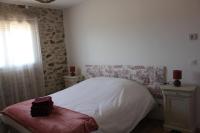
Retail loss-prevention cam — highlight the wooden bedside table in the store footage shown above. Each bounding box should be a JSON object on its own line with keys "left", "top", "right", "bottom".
{"left": 161, "top": 85, "right": 196, "bottom": 133}
{"left": 63, "top": 75, "right": 81, "bottom": 88}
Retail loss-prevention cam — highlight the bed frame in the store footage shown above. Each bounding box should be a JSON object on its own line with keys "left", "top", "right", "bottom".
{"left": 0, "top": 114, "right": 30, "bottom": 133}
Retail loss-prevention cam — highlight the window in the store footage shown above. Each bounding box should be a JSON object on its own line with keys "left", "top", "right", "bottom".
{"left": 0, "top": 18, "right": 45, "bottom": 109}
{"left": 0, "top": 20, "right": 36, "bottom": 67}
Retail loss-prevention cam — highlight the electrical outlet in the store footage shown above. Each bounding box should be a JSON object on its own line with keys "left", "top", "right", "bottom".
{"left": 189, "top": 33, "right": 198, "bottom": 40}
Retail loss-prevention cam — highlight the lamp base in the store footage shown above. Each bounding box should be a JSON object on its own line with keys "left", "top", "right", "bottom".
{"left": 173, "top": 80, "right": 181, "bottom": 87}
{"left": 70, "top": 72, "right": 75, "bottom": 76}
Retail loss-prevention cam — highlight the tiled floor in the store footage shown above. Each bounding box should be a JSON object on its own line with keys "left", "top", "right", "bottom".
{"left": 132, "top": 119, "right": 199, "bottom": 133}
{"left": 131, "top": 118, "right": 165, "bottom": 133}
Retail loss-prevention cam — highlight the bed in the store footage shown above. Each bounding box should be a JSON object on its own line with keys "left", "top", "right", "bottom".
{"left": 0, "top": 65, "right": 166, "bottom": 133}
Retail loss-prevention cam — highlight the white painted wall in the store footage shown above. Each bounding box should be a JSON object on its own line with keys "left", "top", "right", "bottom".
{"left": 64, "top": 0, "right": 200, "bottom": 127}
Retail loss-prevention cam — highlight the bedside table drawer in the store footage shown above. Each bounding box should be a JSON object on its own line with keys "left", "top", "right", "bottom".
{"left": 164, "top": 91, "right": 193, "bottom": 97}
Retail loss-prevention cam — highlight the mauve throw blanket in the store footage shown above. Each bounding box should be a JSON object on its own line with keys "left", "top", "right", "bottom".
{"left": 1, "top": 100, "right": 98, "bottom": 133}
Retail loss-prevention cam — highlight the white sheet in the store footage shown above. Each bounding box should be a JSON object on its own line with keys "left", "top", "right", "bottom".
{"left": 51, "top": 77, "right": 155, "bottom": 133}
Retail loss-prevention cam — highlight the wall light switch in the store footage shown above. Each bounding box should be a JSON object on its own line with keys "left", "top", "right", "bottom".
{"left": 189, "top": 33, "right": 198, "bottom": 40}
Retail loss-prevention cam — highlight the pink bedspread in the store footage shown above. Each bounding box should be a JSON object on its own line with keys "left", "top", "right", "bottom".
{"left": 1, "top": 100, "right": 98, "bottom": 133}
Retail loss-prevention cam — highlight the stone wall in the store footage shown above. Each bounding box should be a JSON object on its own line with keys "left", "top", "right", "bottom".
{"left": 0, "top": 2, "right": 68, "bottom": 94}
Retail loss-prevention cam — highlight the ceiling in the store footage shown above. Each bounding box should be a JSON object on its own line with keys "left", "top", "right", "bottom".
{"left": 0, "top": 0, "right": 86, "bottom": 9}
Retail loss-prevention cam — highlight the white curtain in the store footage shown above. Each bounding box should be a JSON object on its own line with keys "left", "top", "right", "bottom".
{"left": 0, "top": 18, "right": 45, "bottom": 110}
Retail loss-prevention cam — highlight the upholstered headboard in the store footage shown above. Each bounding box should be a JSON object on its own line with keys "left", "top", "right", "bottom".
{"left": 85, "top": 65, "right": 167, "bottom": 99}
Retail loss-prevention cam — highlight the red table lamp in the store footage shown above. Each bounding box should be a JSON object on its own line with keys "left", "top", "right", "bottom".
{"left": 173, "top": 70, "right": 182, "bottom": 87}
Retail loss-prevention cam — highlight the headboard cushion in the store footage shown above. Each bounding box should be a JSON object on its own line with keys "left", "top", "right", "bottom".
{"left": 85, "top": 65, "right": 167, "bottom": 99}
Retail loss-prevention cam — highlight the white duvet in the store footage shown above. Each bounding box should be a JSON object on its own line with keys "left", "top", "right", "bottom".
{"left": 51, "top": 77, "right": 155, "bottom": 133}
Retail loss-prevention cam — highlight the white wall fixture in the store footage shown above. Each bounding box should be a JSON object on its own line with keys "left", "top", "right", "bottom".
{"left": 0, "top": 0, "right": 86, "bottom": 9}
{"left": 35, "top": 0, "right": 55, "bottom": 3}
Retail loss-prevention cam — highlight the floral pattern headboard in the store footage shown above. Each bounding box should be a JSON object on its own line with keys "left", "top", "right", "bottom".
{"left": 85, "top": 65, "right": 167, "bottom": 99}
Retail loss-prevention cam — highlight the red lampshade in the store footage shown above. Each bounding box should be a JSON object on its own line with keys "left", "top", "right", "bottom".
{"left": 69, "top": 66, "right": 75, "bottom": 72}
{"left": 173, "top": 70, "right": 182, "bottom": 80}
